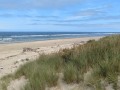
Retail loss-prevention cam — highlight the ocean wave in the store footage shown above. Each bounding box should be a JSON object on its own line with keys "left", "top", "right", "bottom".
{"left": 51, "top": 33, "right": 117, "bottom": 36}
{"left": 52, "top": 34, "right": 89, "bottom": 36}
{"left": 10, "top": 34, "right": 89, "bottom": 38}
{"left": 0, "top": 33, "right": 117, "bottom": 41}
{"left": 0, "top": 32, "right": 118, "bottom": 44}
{"left": 93, "top": 32, "right": 118, "bottom": 35}
{"left": 10, "top": 35, "right": 49, "bottom": 38}
{"left": 0, "top": 38, "right": 13, "bottom": 41}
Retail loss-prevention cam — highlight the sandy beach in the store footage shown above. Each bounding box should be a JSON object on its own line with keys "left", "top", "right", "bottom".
{"left": 0, "top": 37, "right": 102, "bottom": 78}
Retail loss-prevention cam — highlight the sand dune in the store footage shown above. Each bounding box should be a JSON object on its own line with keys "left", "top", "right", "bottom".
{"left": 0, "top": 37, "right": 102, "bottom": 78}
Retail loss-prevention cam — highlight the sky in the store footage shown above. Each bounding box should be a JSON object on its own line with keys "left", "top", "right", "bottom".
{"left": 0, "top": 0, "right": 120, "bottom": 32}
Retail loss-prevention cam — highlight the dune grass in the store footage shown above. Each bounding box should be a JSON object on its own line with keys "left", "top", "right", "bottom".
{"left": 0, "top": 35, "right": 120, "bottom": 90}
{"left": 15, "top": 54, "right": 62, "bottom": 90}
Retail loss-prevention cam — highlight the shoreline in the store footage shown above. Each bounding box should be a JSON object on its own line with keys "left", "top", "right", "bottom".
{"left": 0, "top": 36, "right": 103, "bottom": 78}
{"left": 0, "top": 36, "right": 102, "bottom": 51}
{"left": 0, "top": 36, "right": 102, "bottom": 44}
{"left": 0, "top": 35, "right": 102, "bottom": 45}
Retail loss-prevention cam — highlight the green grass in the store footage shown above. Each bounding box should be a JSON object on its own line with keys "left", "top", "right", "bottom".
{"left": 0, "top": 74, "right": 13, "bottom": 90}
{"left": 0, "top": 35, "right": 120, "bottom": 90}
{"left": 63, "top": 63, "right": 83, "bottom": 84}
{"left": 15, "top": 54, "right": 62, "bottom": 90}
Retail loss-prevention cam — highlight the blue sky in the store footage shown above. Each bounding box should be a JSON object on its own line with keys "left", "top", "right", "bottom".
{"left": 0, "top": 0, "right": 120, "bottom": 32}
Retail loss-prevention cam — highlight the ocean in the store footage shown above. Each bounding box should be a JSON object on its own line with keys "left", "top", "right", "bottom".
{"left": 0, "top": 32, "right": 119, "bottom": 44}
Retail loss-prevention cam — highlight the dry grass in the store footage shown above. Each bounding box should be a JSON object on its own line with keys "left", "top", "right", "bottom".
{"left": 0, "top": 35, "right": 120, "bottom": 90}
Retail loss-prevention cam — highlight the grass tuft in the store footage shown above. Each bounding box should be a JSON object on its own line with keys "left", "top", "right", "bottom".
{"left": 1, "top": 35, "right": 120, "bottom": 90}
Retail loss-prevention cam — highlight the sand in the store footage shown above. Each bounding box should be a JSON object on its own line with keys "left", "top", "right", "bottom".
{"left": 0, "top": 37, "right": 102, "bottom": 78}
{"left": 7, "top": 76, "right": 27, "bottom": 90}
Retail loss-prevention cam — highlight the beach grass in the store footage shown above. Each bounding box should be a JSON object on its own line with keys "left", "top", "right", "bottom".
{"left": 0, "top": 35, "right": 120, "bottom": 90}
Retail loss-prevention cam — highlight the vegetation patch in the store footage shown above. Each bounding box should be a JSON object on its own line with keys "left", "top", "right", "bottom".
{"left": 0, "top": 35, "right": 120, "bottom": 90}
